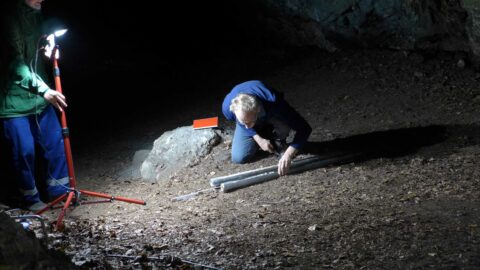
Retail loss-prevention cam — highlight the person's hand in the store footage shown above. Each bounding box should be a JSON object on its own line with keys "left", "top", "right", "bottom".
{"left": 44, "top": 89, "right": 67, "bottom": 112}
{"left": 278, "top": 152, "right": 293, "bottom": 176}
{"left": 256, "top": 136, "right": 275, "bottom": 153}
{"left": 277, "top": 146, "right": 298, "bottom": 176}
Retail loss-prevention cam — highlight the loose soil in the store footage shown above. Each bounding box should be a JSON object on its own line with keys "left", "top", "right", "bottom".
{"left": 39, "top": 49, "right": 480, "bottom": 269}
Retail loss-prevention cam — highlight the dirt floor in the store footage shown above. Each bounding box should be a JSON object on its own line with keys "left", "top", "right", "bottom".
{"left": 36, "top": 49, "right": 480, "bottom": 269}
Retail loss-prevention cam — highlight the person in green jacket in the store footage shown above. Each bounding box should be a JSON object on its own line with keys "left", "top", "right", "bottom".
{"left": 0, "top": 0, "right": 69, "bottom": 211}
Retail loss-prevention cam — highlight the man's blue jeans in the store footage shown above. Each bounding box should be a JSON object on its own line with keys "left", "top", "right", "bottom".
{"left": 1, "top": 106, "right": 69, "bottom": 204}
{"left": 231, "top": 122, "right": 259, "bottom": 164}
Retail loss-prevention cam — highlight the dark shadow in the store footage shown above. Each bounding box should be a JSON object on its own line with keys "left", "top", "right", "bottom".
{"left": 218, "top": 124, "right": 480, "bottom": 166}
{"left": 0, "top": 137, "right": 22, "bottom": 209}
{"left": 304, "top": 125, "right": 452, "bottom": 164}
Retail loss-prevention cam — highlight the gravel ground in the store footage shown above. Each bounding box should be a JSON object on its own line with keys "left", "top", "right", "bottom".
{"left": 35, "top": 48, "right": 480, "bottom": 269}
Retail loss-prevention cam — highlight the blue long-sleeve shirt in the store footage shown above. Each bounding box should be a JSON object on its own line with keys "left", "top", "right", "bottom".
{"left": 222, "top": 80, "right": 312, "bottom": 149}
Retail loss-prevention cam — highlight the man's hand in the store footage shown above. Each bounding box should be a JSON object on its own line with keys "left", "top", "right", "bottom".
{"left": 44, "top": 89, "right": 67, "bottom": 112}
{"left": 278, "top": 146, "right": 298, "bottom": 176}
{"left": 253, "top": 134, "right": 274, "bottom": 153}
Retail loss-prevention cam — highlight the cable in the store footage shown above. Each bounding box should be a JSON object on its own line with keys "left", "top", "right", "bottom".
{"left": 32, "top": 35, "right": 44, "bottom": 132}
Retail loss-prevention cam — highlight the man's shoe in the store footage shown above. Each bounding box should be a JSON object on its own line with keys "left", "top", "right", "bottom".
{"left": 27, "top": 201, "right": 48, "bottom": 212}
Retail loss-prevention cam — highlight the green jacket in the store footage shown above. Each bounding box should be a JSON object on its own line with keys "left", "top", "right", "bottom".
{"left": 0, "top": 0, "right": 50, "bottom": 118}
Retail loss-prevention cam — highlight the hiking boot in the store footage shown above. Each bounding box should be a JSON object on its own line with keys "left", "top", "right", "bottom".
{"left": 27, "top": 201, "right": 48, "bottom": 212}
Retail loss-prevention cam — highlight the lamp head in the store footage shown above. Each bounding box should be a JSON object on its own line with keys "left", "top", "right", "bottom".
{"left": 44, "top": 29, "right": 68, "bottom": 59}
{"left": 54, "top": 29, "right": 68, "bottom": 37}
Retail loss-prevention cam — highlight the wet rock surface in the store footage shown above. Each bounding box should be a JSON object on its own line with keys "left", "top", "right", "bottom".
{"left": 242, "top": 0, "right": 480, "bottom": 60}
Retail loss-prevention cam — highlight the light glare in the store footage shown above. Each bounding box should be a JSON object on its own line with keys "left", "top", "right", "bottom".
{"left": 54, "top": 29, "right": 68, "bottom": 37}
{"left": 44, "top": 29, "right": 67, "bottom": 59}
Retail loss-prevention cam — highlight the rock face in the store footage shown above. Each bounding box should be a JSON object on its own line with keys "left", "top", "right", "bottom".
{"left": 0, "top": 212, "right": 75, "bottom": 269}
{"left": 466, "top": 2, "right": 480, "bottom": 62}
{"left": 140, "top": 126, "right": 220, "bottom": 181}
{"left": 238, "top": 0, "right": 480, "bottom": 60}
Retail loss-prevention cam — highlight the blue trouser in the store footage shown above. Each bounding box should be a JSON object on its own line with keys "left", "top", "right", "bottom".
{"left": 1, "top": 106, "right": 69, "bottom": 204}
{"left": 231, "top": 122, "right": 259, "bottom": 164}
{"left": 231, "top": 116, "right": 291, "bottom": 164}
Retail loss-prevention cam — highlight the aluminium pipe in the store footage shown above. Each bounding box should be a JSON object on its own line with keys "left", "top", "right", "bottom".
{"left": 220, "top": 154, "right": 358, "bottom": 192}
{"left": 210, "top": 156, "right": 322, "bottom": 187}
{"left": 221, "top": 171, "right": 278, "bottom": 192}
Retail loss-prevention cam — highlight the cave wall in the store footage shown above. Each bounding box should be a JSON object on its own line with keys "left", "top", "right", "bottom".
{"left": 245, "top": 0, "right": 480, "bottom": 58}
{"left": 465, "top": 0, "right": 480, "bottom": 60}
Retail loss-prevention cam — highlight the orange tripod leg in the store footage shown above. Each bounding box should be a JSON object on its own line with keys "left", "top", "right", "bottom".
{"left": 79, "top": 190, "right": 146, "bottom": 205}
{"left": 56, "top": 191, "right": 75, "bottom": 230}
{"left": 36, "top": 193, "right": 68, "bottom": 215}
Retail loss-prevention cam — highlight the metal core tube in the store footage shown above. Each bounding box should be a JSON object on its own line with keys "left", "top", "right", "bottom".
{"left": 219, "top": 154, "right": 358, "bottom": 192}
{"left": 210, "top": 156, "right": 322, "bottom": 187}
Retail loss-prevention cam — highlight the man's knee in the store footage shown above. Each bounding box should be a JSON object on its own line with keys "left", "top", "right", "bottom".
{"left": 231, "top": 136, "right": 257, "bottom": 164}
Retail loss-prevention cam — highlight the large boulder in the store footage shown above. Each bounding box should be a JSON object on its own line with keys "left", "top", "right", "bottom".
{"left": 140, "top": 126, "right": 220, "bottom": 181}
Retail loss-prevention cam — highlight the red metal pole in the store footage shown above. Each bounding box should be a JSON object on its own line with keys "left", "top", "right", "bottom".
{"left": 36, "top": 193, "right": 67, "bottom": 215}
{"left": 56, "top": 191, "right": 74, "bottom": 230}
{"left": 52, "top": 46, "right": 77, "bottom": 189}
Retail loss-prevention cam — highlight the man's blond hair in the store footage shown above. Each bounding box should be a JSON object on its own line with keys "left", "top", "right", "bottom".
{"left": 229, "top": 93, "right": 260, "bottom": 113}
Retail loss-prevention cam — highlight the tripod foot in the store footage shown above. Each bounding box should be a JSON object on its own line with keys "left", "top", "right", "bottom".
{"left": 56, "top": 191, "right": 75, "bottom": 231}
{"left": 53, "top": 221, "right": 66, "bottom": 232}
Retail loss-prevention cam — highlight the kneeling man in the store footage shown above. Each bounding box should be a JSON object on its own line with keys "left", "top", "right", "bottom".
{"left": 222, "top": 80, "right": 312, "bottom": 175}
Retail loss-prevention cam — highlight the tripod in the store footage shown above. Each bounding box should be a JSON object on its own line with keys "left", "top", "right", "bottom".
{"left": 36, "top": 45, "right": 146, "bottom": 230}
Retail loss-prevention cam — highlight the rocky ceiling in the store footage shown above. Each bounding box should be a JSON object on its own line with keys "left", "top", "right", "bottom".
{"left": 235, "top": 0, "right": 480, "bottom": 61}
